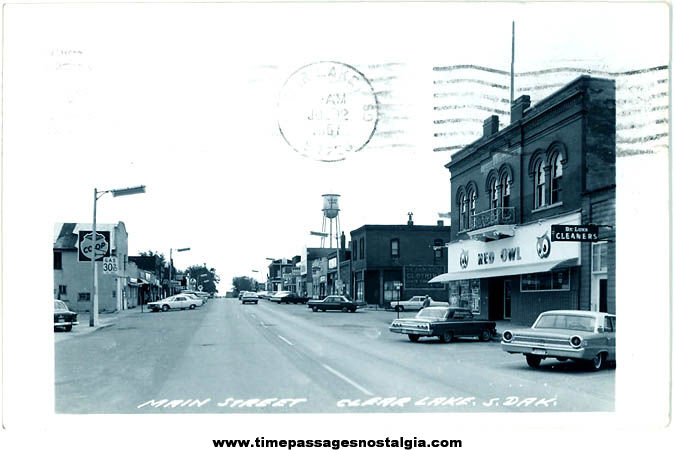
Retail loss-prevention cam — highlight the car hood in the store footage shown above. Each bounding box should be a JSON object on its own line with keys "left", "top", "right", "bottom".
{"left": 507, "top": 328, "right": 596, "bottom": 339}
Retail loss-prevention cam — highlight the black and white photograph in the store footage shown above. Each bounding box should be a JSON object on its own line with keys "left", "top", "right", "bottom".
{"left": 1, "top": 1, "right": 671, "bottom": 449}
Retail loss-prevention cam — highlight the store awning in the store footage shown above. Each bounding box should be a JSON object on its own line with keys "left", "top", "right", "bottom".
{"left": 128, "top": 278, "right": 149, "bottom": 286}
{"left": 429, "top": 258, "right": 579, "bottom": 283}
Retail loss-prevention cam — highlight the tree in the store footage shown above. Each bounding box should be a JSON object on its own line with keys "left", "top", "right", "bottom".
{"left": 232, "top": 276, "right": 256, "bottom": 294}
{"left": 186, "top": 265, "right": 219, "bottom": 293}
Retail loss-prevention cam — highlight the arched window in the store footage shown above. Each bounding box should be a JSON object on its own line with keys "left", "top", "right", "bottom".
{"left": 459, "top": 193, "right": 467, "bottom": 231}
{"left": 500, "top": 173, "right": 511, "bottom": 208}
{"left": 551, "top": 153, "right": 563, "bottom": 204}
{"left": 489, "top": 178, "right": 499, "bottom": 210}
{"left": 468, "top": 189, "right": 477, "bottom": 229}
{"left": 535, "top": 160, "right": 546, "bottom": 209}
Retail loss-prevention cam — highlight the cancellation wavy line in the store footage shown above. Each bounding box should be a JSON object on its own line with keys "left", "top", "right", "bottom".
{"left": 431, "top": 90, "right": 667, "bottom": 106}
{"left": 432, "top": 64, "right": 668, "bottom": 77}
{"left": 432, "top": 144, "right": 668, "bottom": 157}
{"left": 430, "top": 101, "right": 667, "bottom": 116}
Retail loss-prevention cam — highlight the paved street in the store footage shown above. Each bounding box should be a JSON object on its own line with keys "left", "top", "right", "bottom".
{"left": 55, "top": 298, "right": 614, "bottom": 414}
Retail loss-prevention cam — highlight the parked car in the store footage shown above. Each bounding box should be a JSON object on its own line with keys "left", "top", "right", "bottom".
{"left": 54, "top": 300, "right": 78, "bottom": 332}
{"left": 307, "top": 295, "right": 365, "bottom": 312}
{"left": 390, "top": 295, "right": 447, "bottom": 312}
{"left": 257, "top": 291, "right": 272, "bottom": 300}
{"left": 148, "top": 294, "right": 203, "bottom": 312}
{"left": 501, "top": 310, "right": 616, "bottom": 370}
{"left": 240, "top": 292, "right": 259, "bottom": 305}
{"left": 270, "top": 291, "right": 307, "bottom": 304}
{"left": 389, "top": 306, "right": 496, "bottom": 343}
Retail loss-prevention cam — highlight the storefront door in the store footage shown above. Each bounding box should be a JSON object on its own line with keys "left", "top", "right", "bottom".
{"left": 599, "top": 279, "right": 608, "bottom": 312}
{"left": 503, "top": 280, "right": 511, "bottom": 319}
{"left": 488, "top": 279, "right": 504, "bottom": 321}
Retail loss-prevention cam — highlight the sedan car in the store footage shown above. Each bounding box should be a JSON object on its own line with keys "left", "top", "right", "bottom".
{"left": 240, "top": 292, "right": 259, "bottom": 305}
{"left": 257, "top": 291, "right": 272, "bottom": 300}
{"left": 390, "top": 306, "right": 496, "bottom": 343}
{"left": 270, "top": 291, "right": 307, "bottom": 304}
{"left": 148, "top": 294, "right": 203, "bottom": 312}
{"left": 54, "top": 300, "right": 78, "bottom": 332}
{"left": 501, "top": 310, "right": 616, "bottom": 370}
{"left": 390, "top": 296, "right": 447, "bottom": 312}
{"left": 307, "top": 295, "right": 365, "bottom": 312}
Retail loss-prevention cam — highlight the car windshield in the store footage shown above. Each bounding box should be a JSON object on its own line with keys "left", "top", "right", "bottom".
{"left": 415, "top": 308, "right": 447, "bottom": 319}
{"left": 54, "top": 300, "right": 68, "bottom": 311}
{"left": 534, "top": 314, "right": 596, "bottom": 332}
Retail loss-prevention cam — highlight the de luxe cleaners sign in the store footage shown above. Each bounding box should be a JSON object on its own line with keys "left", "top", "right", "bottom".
{"left": 551, "top": 224, "right": 599, "bottom": 242}
{"left": 78, "top": 230, "right": 111, "bottom": 262}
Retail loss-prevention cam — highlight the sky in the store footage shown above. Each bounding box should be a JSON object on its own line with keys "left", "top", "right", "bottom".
{"left": 3, "top": 2, "right": 669, "bottom": 292}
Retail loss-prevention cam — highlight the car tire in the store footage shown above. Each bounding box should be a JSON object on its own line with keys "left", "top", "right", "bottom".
{"left": 408, "top": 334, "right": 420, "bottom": 342}
{"left": 189, "top": 304, "right": 196, "bottom": 310}
{"left": 311, "top": 306, "right": 317, "bottom": 312}
{"left": 588, "top": 352, "right": 605, "bottom": 371}
{"left": 479, "top": 329, "right": 492, "bottom": 342}
{"left": 439, "top": 331, "right": 454, "bottom": 343}
{"left": 65, "top": 325, "right": 72, "bottom": 332}
{"left": 526, "top": 354, "right": 542, "bottom": 368}
{"left": 162, "top": 305, "right": 170, "bottom": 312}
{"left": 394, "top": 306, "right": 403, "bottom": 312}
{"left": 320, "top": 308, "right": 325, "bottom": 312}
{"left": 342, "top": 306, "right": 349, "bottom": 312}
{"left": 254, "top": 301, "right": 258, "bottom": 304}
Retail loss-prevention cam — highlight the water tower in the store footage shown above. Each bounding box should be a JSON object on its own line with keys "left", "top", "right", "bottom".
{"left": 321, "top": 194, "right": 341, "bottom": 248}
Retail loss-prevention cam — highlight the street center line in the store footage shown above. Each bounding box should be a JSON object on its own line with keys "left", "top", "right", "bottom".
{"left": 277, "top": 335, "right": 294, "bottom": 346}
{"left": 322, "top": 363, "right": 374, "bottom": 397}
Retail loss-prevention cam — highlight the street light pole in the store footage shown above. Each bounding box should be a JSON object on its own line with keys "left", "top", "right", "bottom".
{"left": 90, "top": 184, "right": 146, "bottom": 327}
{"left": 91, "top": 188, "right": 99, "bottom": 326}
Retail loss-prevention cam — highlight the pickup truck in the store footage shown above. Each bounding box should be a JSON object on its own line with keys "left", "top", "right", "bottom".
{"left": 390, "top": 306, "right": 496, "bottom": 343}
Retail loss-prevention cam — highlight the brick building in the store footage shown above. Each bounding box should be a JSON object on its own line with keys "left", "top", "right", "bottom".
{"left": 350, "top": 217, "right": 451, "bottom": 306}
{"left": 432, "top": 75, "right": 616, "bottom": 325}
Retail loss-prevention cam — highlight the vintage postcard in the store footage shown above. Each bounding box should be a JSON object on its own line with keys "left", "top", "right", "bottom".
{"left": 1, "top": 1, "right": 671, "bottom": 449}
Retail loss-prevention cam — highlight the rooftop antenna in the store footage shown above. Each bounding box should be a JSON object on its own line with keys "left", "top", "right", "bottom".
{"left": 510, "top": 21, "right": 515, "bottom": 113}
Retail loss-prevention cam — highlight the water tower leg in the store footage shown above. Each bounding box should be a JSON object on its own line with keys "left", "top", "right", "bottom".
{"left": 321, "top": 215, "right": 327, "bottom": 248}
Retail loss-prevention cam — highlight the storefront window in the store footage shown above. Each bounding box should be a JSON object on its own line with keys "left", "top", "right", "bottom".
{"left": 449, "top": 281, "right": 460, "bottom": 306}
{"left": 384, "top": 281, "right": 401, "bottom": 302}
{"left": 592, "top": 243, "right": 608, "bottom": 273}
{"left": 356, "top": 280, "right": 364, "bottom": 301}
{"left": 521, "top": 269, "right": 570, "bottom": 291}
{"left": 459, "top": 279, "right": 471, "bottom": 309}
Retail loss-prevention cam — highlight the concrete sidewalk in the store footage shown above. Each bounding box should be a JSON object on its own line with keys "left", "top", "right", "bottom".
{"left": 54, "top": 306, "right": 147, "bottom": 342}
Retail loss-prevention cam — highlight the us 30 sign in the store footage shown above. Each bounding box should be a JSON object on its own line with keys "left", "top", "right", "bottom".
{"left": 102, "top": 257, "right": 118, "bottom": 274}
{"left": 78, "top": 230, "right": 111, "bottom": 262}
